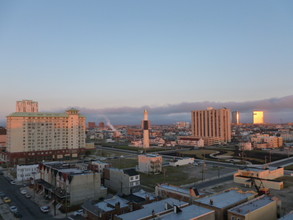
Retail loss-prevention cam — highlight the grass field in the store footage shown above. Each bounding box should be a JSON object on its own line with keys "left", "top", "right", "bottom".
{"left": 105, "top": 158, "right": 138, "bottom": 169}
{"left": 177, "top": 149, "right": 218, "bottom": 159}
{"left": 140, "top": 165, "right": 198, "bottom": 188}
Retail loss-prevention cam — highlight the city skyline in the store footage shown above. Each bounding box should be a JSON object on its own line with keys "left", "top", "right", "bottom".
{"left": 1, "top": 95, "right": 293, "bottom": 125}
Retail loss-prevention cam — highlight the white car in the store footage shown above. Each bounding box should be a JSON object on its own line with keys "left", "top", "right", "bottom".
{"left": 20, "top": 189, "right": 27, "bottom": 195}
{"left": 40, "top": 206, "right": 50, "bottom": 213}
{"left": 73, "top": 209, "right": 84, "bottom": 216}
{"left": 10, "top": 181, "right": 16, "bottom": 185}
{"left": 9, "top": 206, "right": 18, "bottom": 213}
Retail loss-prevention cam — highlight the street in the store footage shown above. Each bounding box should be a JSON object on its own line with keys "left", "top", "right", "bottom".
{"left": 0, "top": 175, "right": 54, "bottom": 220}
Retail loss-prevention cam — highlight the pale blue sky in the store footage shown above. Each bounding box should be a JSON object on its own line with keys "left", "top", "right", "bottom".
{"left": 1, "top": 1, "right": 293, "bottom": 123}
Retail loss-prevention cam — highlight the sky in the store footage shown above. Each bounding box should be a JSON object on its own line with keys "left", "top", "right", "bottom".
{"left": 0, "top": 1, "right": 293, "bottom": 125}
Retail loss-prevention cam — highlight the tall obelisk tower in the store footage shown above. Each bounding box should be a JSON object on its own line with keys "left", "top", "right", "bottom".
{"left": 142, "top": 109, "right": 150, "bottom": 148}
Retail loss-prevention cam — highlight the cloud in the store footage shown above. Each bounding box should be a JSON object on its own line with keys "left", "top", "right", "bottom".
{"left": 1, "top": 95, "right": 293, "bottom": 126}
{"left": 72, "top": 95, "right": 293, "bottom": 124}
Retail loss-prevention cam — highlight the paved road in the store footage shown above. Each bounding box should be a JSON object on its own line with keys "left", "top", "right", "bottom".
{"left": 269, "top": 157, "right": 293, "bottom": 167}
{"left": 182, "top": 173, "right": 234, "bottom": 189}
{"left": 0, "top": 175, "right": 54, "bottom": 220}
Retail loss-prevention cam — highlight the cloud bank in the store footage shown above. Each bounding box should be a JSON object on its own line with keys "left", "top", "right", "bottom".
{"left": 1, "top": 95, "right": 292, "bottom": 126}
{"left": 75, "top": 95, "right": 293, "bottom": 124}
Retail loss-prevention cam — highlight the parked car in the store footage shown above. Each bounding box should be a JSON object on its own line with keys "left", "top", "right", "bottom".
{"left": 25, "top": 194, "right": 32, "bottom": 199}
{"left": 9, "top": 206, "right": 18, "bottom": 213}
{"left": 0, "top": 191, "right": 6, "bottom": 198}
{"left": 73, "top": 209, "right": 84, "bottom": 216}
{"left": 3, "top": 196, "right": 11, "bottom": 203}
{"left": 20, "top": 190, "right": 27, "bottom": 195}
{"left": 40, "top": 206, "right": 50, "bottom": 213}
{"left": 10, "top": 180, "right": 16, "bottom": 185}
{"left": 14, "top": 212, "right": 22, "bottom": 218}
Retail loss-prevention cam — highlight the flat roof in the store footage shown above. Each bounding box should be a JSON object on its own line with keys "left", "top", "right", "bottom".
{"left": 117, "top": 198, "right": 188, "bottom": 220}
{"left": 42, "top": 162, "right": 92, "bottom": 175}
{"left": 241, "top": 167, "right": 280, "bottom": 172}
{"left": 7, "top": 112, "right": 85, "bottom": 118}
{"left": 229, "top": 195, "right": 275, "bottom": 216}
{"left": 132, "top": 189, "right": 155, "bottom": 200}
{"left": 159, "top": 184, "right": 189, "bottom": 195}
{"left": 195, "top": 189, "right": 256, "bottom": 209}
{"left": 279, "top": 211, "right": 293, "bottom": 220}
{"left": 95, "top": 196, "right": 128, "bottom": 212}
{"left": 160, "top": 205, "right": 214, "bottom": 220}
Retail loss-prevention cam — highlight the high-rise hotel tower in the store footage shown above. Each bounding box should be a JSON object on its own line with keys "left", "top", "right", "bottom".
{"left": 191, "top": 108, "right": 231, "bottom": 146}
{"left": 4, "top": 100, "right": 86, "bottom": 165}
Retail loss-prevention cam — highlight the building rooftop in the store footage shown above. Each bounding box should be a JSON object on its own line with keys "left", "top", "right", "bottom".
{"left": 159, "top": 184, "right": 189, "bottom": 195}
{"left": 159, "top": 205, "right": 214, "bottom": 220}
{"left": 229, "top": 195, "right": 275, "bottom": 216}
{"left": 280, "top": 211, "right": 293, "bottom": 220}
{"left": 42, "top": 162, "right": 92, "bottom": 175}
{"left": 95, "top": 196, "right": 129, "bottom": 212}
{"left": 132, "top": 189, "right": 155, "bottom": 200}
{"left": 195, "top": 189, "right": 256, "bottom": 209}
{"left": 7, "top": 111, "right": 85, "bottom": 118}
{"left": 117, "top": 198, "right": 188, "bottom": 220}
{"left": 123, "top": 168, "right": 139, "bottom": 176}
{"left": 241, "top": 166, "right": 281, "bottom": 172}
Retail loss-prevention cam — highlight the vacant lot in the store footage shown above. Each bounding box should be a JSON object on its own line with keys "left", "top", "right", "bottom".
{"left": 140, "top": 165, "right": 199, "bottom": 189}
{"left": 105, "top": 158, "right": 138, "bottom": 169}
{"left": 178, "top": 149, "right": 218, "bottom": 159}
{"left": 140, "top": 163, "right": 236, "bottom": 189}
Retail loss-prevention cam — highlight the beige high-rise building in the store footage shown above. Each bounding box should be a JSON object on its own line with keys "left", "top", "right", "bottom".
{"left": 191, "top": 108, "right": 231, "bottom": 146}
{"left": 16, "top": 100, "right": 38, "bottom": 112}
{"left": 232, "top": 111, "right": 240, "bottom": 124}
{"left": 5, "top": 107, "right": 86, "bottom": 165}
{"left": 253, "top": 111, "right": 264, "bottom": 124}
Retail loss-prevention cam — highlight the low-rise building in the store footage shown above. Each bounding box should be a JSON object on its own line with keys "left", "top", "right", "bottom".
{"left": 239, "top": 142, "right": 252, "bottom": 151}
{"left": 88, "top": 161, "right": 111, "bottom": 173}
{"left": 104, "top": 168, "right": 140, "bottom": 195}
{"left": 234, "top": 167, "right": 284, "bottom": 190}
{"left": 251, "top": 135, "right": 283, "bottom": 149}
{"left": 138, "top": 154, "right": 162, "bottom": 174}
{"left": 159, "top": 204, "right": 215, "bottom": 220}
{"left": 280, "top": 211, "right": 293, "bottom": 220}
{"left": 83, "top": 196, "right": 130, "bottom": 220}
{"left": 193, "top": 188, "right": 257, "bottom": 220}
{"left": 37, "top": 162, "right": 107, "bottom": 206}
{"left": 155, "top": 184, "right": 202, "bottom": 202}
{"left": 115, "top": 198, "right": 189, "bottom": 220}
{"left": 228, "top": 195, "right": 278, "bottom": 220}
{"left": 0, "top": 127, "right": 6, "bottom": 147}
{"left": 16, "top": 164, "right": 40, "bottom": 182}
{"left": 169, "top": 157, "right": 195, "bottom": 167}
{"left": 177, "top": 136, "right": 204, "bottom": 147}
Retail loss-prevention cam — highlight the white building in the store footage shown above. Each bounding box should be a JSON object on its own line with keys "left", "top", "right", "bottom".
{"left": 138, "top": 154, "right": 163, "bottom": 174}
{"left": 16, "top": 164, "right": 40, "bottom": 181}
{"left": 169, "top": 157, "right": 195, "bottom": 167}
{"left": 104, "top": 168, "right": 140, "bottom": 195}
{"left": 177, "top": 136, "right": 204, "bottom": 147}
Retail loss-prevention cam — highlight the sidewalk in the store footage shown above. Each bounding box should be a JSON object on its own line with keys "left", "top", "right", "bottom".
{"left": 0, "top": 198, "right": 16, "bottom": 220}
{"left": 25, "top": 186, "right": 72, "bottom": 219}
